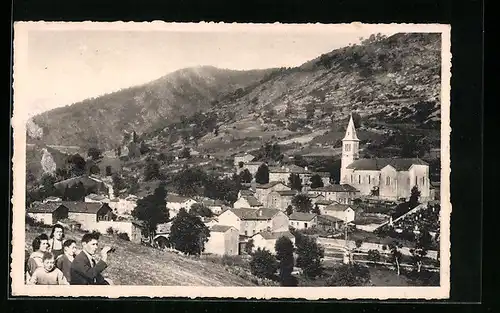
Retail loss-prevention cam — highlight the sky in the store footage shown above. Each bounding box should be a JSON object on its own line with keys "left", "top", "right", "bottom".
{"left": 17, "top": 23, "right": 397, "bottom": 117}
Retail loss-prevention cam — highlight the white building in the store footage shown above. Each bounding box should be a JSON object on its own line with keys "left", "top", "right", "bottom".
{"left": 204, "top": 225, "right": 239, "bottom": 256}
{"left": 217, "top": 207, "right": 289, "bottom": 237}
{"left": 251, "top": 231, "right": 295, "bottom": 254}
{"left": 233, "top": 195, "right": 263, "bottom": 209}
{"left": 289, "top": 212, "right": 318, "bottom": 230}
{"left": 166, "top": 195, "right": 198, "bottom": 217}
{"left": 322, "top": 203, "right": 357, "bottom": 223}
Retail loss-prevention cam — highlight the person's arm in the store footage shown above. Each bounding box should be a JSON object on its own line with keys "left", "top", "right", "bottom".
{"left": 58, "top": 271, "right": 69, "bottom": 285}
{"left": 72, "top": 257, "right": 108, "bottom": 281}
{"left": 28, "top": 270, "right": 38, "bottom": 285}
{"left": 27, "top": 258, "right": 40, "bottom": 276}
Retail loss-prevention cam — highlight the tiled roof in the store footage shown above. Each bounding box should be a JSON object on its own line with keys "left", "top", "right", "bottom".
{"left": 310, "top": 184, "right": 359, "bottom": 193}
{"left": 62, "top": 201, "right": 108, "bottom": 214}
{"left": 225, "top": 208, "right": 281, "bottom": 220}
{"left": 167, "top": 194, "right": 194, "bottom": 203}
{"left": 241, "top": 195, "right": 263, "bottom": 207}
{"left": 289, "top": 212, "right": 317, "bottom": 221}
{"left": 202, "top": 199, "right": 225, "bottom": 206}
{"left": 346, "top": 158, "right": 428, "bottom": 171}
{"left": 256, "top": 181, "right": 289, "bottom": 189}
{"left": 27, "top": 202, "right": 66, "bottom": 213}
{"left": 315, "top": 199, "right": 336, "bottom": 205}
{"left": 269, "top": 164, "right": 309, "bottom": 174}
{"left": 210, "top": 225, "right": 235, "bottom": 233}
{"left": 324, "top": 203, "right": 354, "bottom": 212}
{"left": 239, "top": 189, "right": 255, "bottom": 196}
{"left": 276, "top": 190, "right": 298, "bottom": 197}
{"left": 255, "top": 231, "right": 295, "bottom": 240}
{"left": 318, "top": 215, "right": 344, "bottom": 223}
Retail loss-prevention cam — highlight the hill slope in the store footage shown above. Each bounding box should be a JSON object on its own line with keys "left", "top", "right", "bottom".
{"left": 29, "top": 66, "right": 275, "bottom": 150}
{"left": 25, "top": 225, "right": 255, "bottom": 286}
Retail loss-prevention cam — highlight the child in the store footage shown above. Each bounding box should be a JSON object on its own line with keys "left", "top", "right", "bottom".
{"left": 56, "top": 239, "right": 77, "bottom": 282}
{"left": 28, "top": 252, "right": 69, "bottom": 285}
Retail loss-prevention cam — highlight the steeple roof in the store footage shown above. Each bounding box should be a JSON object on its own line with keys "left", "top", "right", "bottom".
{"left": 342, "top": 114, "right": 359, "bottom": 141}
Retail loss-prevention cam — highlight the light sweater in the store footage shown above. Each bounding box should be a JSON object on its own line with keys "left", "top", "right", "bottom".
{"left": 29, "top": 267, "right": 69, "bottom": 285}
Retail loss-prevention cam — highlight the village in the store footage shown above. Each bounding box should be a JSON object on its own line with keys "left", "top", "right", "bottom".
{"left": 26, "top": 114, "right": 441, "bottom": 286}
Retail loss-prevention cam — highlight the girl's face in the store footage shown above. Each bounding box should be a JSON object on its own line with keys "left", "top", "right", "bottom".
{"left": 53, "top": 228, "right": 64, "bottom": 240}
{"left": 39, "top": 240, "right": 49, "bottom": 252}
{"left": 43, "top": 257, "right": 55, "bottom": 272}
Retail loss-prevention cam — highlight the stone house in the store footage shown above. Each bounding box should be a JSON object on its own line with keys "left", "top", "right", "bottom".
{"left": 204, "top": 225, "right": 239, "bottom": 256}
{"left": 289, "top": 212, "right": 318, "bottom": 230}
{"left": 233, "top": 195, "right": 263, "bottom": 209}
{"left": 62, "top": 202, "right": 114, "bottom": 230}
{"left": 217, "top": 207, "right": 289, "bottom": 237}
{"left": 267, "top": 190, "right": 297, "bottom": 211}
{"left": 254, "top": 181, "right": 291, "bottom": 207}
{"left": 308, "top": 184, "right": 359, "bottom": 204}
{"left": 27, "top": 202, "right": 69, "bottom": 225}
{"left": 251, "top": 231, "right": 295, "bottom": 254}
{"left": 322, "top": 203, "right": 357, "bottom": 223}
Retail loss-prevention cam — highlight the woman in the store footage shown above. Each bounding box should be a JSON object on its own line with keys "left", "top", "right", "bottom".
{"left": 26, "top": 234, "right": 50, "bottom": 283}
{"left": 49, "top": 224, "right": 65, "bottom": 260}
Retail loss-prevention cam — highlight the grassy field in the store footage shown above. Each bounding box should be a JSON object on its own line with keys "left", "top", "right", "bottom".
{"left": 25, "top": 225, "right": 255, "bottom": 286}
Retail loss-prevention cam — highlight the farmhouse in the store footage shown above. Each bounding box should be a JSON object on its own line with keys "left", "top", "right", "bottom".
{"left": 251, "top": 231, "right": 295, "bottom": 254}
{"left": 63, "top": 202, "right": 114, "bottom": 230}
{"left": 340, "top": 114, "right": 432, "bottom": 201}
{"left": 289, "top": 212, "right": 318, "bottom": 230}
{"left": 27, "top": 202, "right": 69, "bottom": 225}
{"left": 166, "top": 195, "right": 197, "bottom": 217}
{"left": 308, "top": 184, "right": 359, "bottom": 204}
{"left": 322, "top": 203, "right": 357, "bottom": 223}
{"left": 217, "top": 207, "right": 289, "bottom": 237}
{"left": 254, "top": 181, "right": 291, "bottom": 207}
{"left": 233, "top": 195, "right": 263, "bottom": 209}
{"left": 204, "top": 225, "right": 239, "bottom": 256}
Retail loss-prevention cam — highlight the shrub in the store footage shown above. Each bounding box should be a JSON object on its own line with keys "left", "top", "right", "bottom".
{"left": 249, "top": 248, "right": 279, "bottom": 280}
{"left": 117, "top": 232, "right": 130, "bottom": 241}
{"left": 367, "top": 249, "right": 381, "bottom": 263}
{"left": 326, "top": 263, "right": 371, "bottom": 286}
{"left": 106, "top": 227, "right": 115, "bottom": 235}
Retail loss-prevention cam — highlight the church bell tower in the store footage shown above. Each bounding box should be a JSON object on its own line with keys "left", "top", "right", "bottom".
{"left": 340, "top": 114, "right": 360, "bottom": 184}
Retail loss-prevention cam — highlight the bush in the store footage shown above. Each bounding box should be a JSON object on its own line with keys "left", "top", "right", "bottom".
{"left": 367, "top": 249, "right": 381, "bottom": 263}
{"left": 326, "top": 263, "right": 371, "bottom": 286}
{"left": 106, "top": 227, "right": 115, "bottom": 235}
{"left": 249, "top": 248, "right": 279, "bottom": 280}
{"left": 117, "top": 232, "right": 130, "bottom": 241}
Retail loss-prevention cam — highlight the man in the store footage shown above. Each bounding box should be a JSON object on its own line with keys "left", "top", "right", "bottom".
{"left": 56, "top": 239, "right": 77, "bottom": 282}
{"left": 70, "top": 232, "right": 113, "bottom": 285}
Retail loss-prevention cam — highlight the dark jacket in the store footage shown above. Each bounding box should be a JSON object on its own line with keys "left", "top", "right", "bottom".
{"left": 69, "top": 251, "right": 108, "bottom": 285}
{"left": 56, "top": 254, "right": 73, "bottom": 282}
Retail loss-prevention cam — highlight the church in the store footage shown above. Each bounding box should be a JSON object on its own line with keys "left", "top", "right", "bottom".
{"left": 340, "top": 115, "right": 433, "bottom": 202}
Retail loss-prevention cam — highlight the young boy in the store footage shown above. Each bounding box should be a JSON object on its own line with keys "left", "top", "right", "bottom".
{"left": 28, "top": 252, "right": 69, "bottom": 285}
{"left": 56, "top": 239, "right": 77, "bottom": 282}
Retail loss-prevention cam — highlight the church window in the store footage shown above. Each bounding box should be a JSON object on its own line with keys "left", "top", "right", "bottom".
{"left": 345, "top": 144, "right": 351, "bottom": 152}
{"left": 421, "top": 177, "right": 425, "bottom": 185}
{"left": 368, "top": 176, "right": 371, "bottom": 184}
{"left": 386, "top": 176, "right": 391, "bottom": 185}
{"left": 358, "top": 175, "right": 361, "bottom": 184}
{"left": 415, "top": 176, "right": 418, "bottom": 185}
{"left": 350, "top": 175, "right": 353, "bottom": 183}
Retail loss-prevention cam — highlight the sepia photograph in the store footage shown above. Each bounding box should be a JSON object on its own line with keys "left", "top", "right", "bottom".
{"left": 11, "top": 22, "right": 451, "bottom": 299}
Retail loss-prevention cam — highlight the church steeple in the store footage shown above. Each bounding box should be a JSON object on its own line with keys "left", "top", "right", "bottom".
{"left": 340, "top": 114, "right": 360, "bottom": 184}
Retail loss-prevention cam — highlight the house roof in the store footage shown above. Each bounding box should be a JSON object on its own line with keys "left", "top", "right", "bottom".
{"left": 317, "top": 214, "right": 344, "bottom": 223}
{"left": 312, "top": 172, "right": 330, "bottom": 177}
{"left": 239, "top": 189, "right": 255, "bottom": 196}
{"left": 289, "top": 212, "right": 317, "bottom": 221}
{"left": 85, "top": 194, "right": 108, "bottom": 201}
{"left": 324, "top": 203, "right": 355, "bottom": 212}
{"left": 61, "top": 201, "right": 109, "bottom": 214}
{"left": 53, "top": 175, "right": 105, "bottom": 190}
{"left": 167, "top": 194, "right": 194, "bottom": 203}
{"left": 224, "top": 208, "right": 281, "bottom": 220}
{"left": 346, "top": 158, "right": 428, "bottom": 171}
{"left": 310, "top": 184, "right": 359, "bottom": 193}
{"left": 276, "top": 190, "right": 298, "bottom": 197}
{"left": 240, "top": 195, "right": 263, "bottom": 207}
{"left": 256, "top": 181, "right": 289, "bottom": 189}
{"left": 254, "top": 230, "right": 295, "bottom": 240}
{"left": 210, "top": 225, "right": 235, "bottom": 233}
{"left": 315, "top": 199, "right": 336, "bottom": 205}
{"left": 27, "top": 202, "right": 66, "bottom": 213}
{"left": 269, "top": 164, "right": 309, "bottom": 174}
{"left": 202, "top": 198, "right": 225, "bottom": 206}
{"left": 246, "top": 161, "right": 264, "bottom": 165}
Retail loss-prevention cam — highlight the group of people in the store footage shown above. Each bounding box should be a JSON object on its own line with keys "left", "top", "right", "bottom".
{"left": 25, "top": 224, "right": 114, "bottom": 285}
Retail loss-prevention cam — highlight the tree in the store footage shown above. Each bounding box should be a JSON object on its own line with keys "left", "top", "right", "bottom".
{"left": 111, "top": 174, "right": 126, "bottom": 197}
{"left": 312, "top": 204, "right": 321, "bottom": 215}
{"left": 67, "top": 154, "right": 86, "bottom": 177}
{"left": 189, "top": 203, "right": 214, "bottom": 218}
{"left": 89, "top": 164, "right": 100, "bottom": 175}
{"left": 131, "top": 182, "right": 170, "bottom": 243}
{"left": 144, "top": 158, "right": 161, "bottom": 181}
{"left": 127, "top": 180, "right": 140, "bottom": 195}
{"left": 285, "top": 205, "right": 294, "bottom": 216}
{"left": 173, "top": 167, "right": 206, "bottom": 197}
{"left": 255, "top": 163, "right": 270, "bottom": 184}
{"left": 180, "top": 147, "right": 191, "bottom": 159}
{"left": 169, "top": 208, "right": 210, "bottom": 255}
{"left": 55, "top": 168, "right": 70, "bottom": 181}
{"left": 239, "top": 169, "right": 253, "bottom": 184}
{"left": 292, "top": 194, "right": 313, "bottom": 213}
{"left": 326, "top": 263, "right": 371, "bottom": 286}
{"left": 249, "top": 248, "right": 279, "bottom": 280}
{"left": 295, "top": 232, "right": 324, "bottom": 279}
{"left": 388, "top": 241, "right": 403, "bottom": 275}
{"left": 351, "top": 112, "right": 362, "bottom": 128}
{"left": 293, "top": 154, "right": 308, "bottom": 168}
{"left": 238, "top": 161, "right": 244, "bottom": 169}
{"left": 63, "top": 182, "right": 86, "bottom": 201}
{"left": 244, "top": 239, "right": 255, "bottom": 255}
{"left": 310, "top": 174, "right": 324, "bottom": 189}
{"left": 355, "top": 239, "right": 363, "bottom": 250}
{"left": 87, "top": 147, "right": 102, "bottom": 161}
{"left": 288, "top": 173, "right": 302, "bottom": 191}
{"left": 367, "top": 249, "right": 381, "bottom": 264}
{"left": 409, "top": 185, "right": 421, "bottom": 209}
{"left": 410, "top": 228, "right": 432, "bottom": 272}
{"left": 275, "top": 236, "right": 296, "bottom": 286}
{"left": 40, "top": 173, "right": 57, "bottom": 197}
